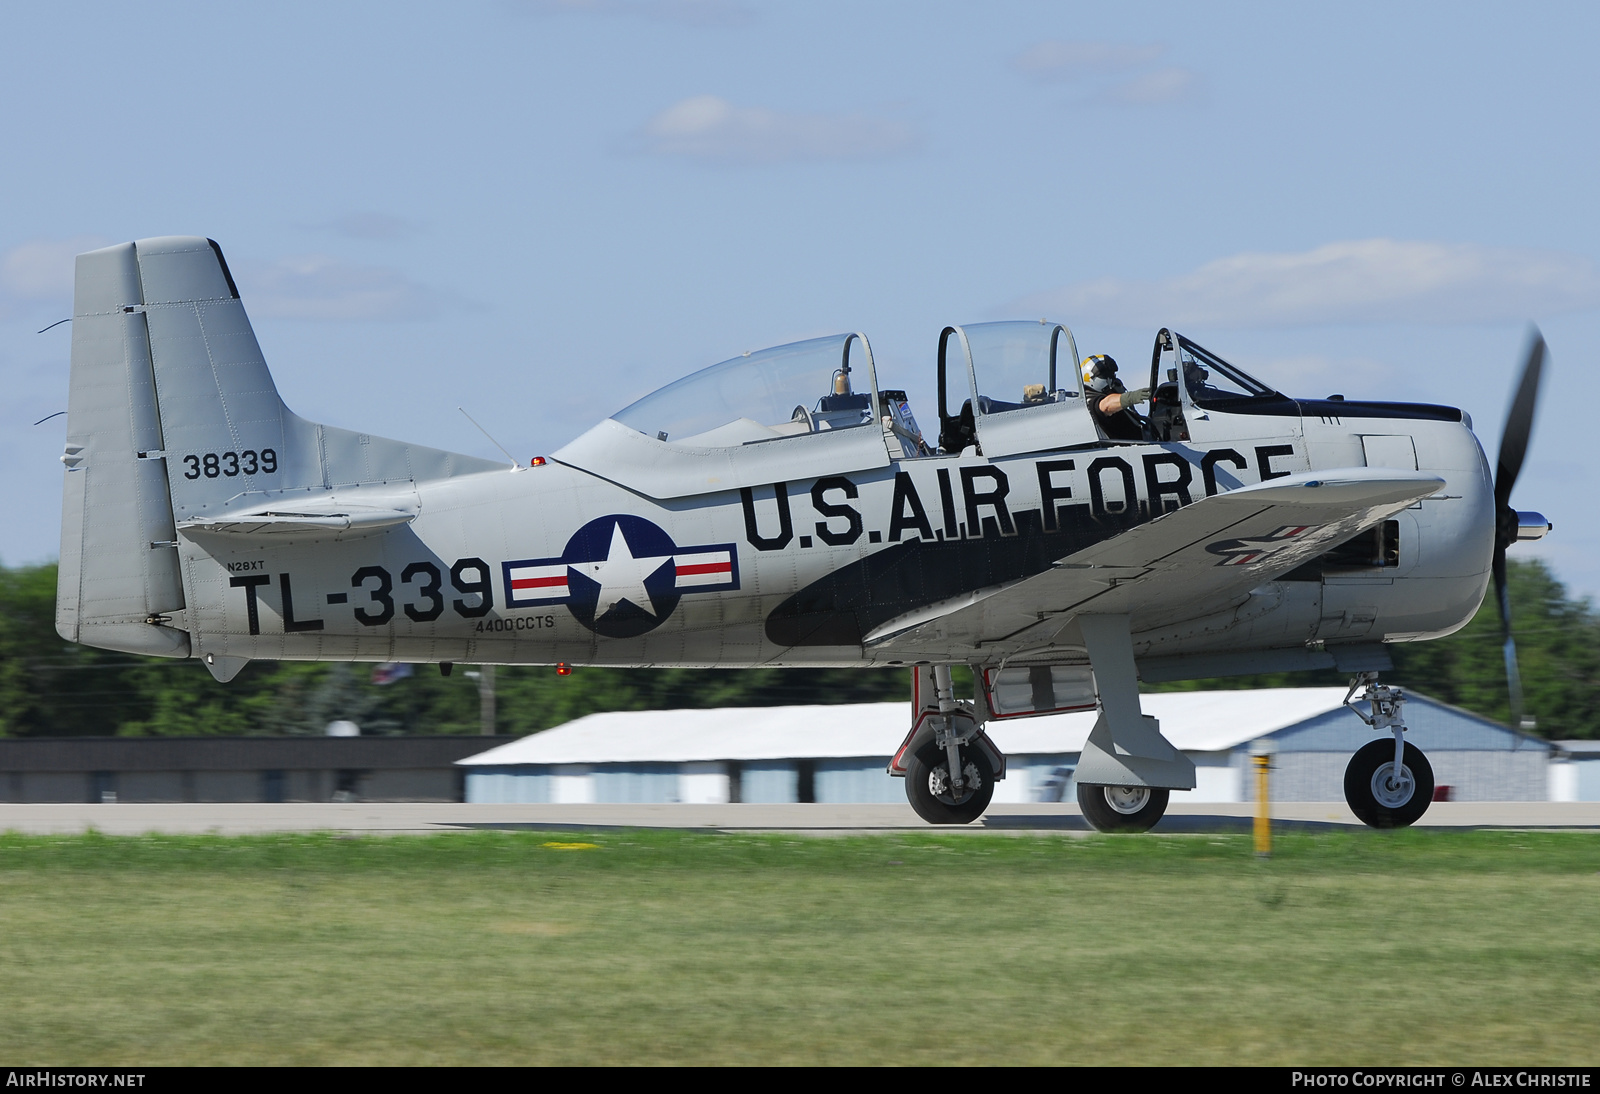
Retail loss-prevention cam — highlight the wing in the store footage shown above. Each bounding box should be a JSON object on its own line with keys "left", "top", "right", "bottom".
{"left": 864, "top": 467, "right": 1442, "bottom": 660}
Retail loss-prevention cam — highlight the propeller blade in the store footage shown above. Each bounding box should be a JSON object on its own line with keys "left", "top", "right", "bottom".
{"left": 1494, "top": 330, "right": 1545, "bottom": 515}
{"left": 1503, "top": 633, "right": 1527, "bottom": 735}
{"left": 1493, "top": 545, "right": 1509, "bottom": 637}
{"left": 1490, "top": 330, "right": 1544, "bottom": 732}
{"left": 1493, "top": 546, "right": 1527, "bottom": 732}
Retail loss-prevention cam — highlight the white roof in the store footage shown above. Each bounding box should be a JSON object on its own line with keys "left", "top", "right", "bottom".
{"left": 458, "top": 687, "right": 1353, "bottom": 766}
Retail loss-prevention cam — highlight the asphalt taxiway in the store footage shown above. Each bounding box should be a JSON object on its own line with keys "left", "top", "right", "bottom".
{"left": 2, "top": 800, "right": 1599, "bottom": 836}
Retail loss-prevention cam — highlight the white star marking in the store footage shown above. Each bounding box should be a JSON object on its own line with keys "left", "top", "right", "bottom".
{"left": 571, "top": 523, "right": 672, "bottom": 620}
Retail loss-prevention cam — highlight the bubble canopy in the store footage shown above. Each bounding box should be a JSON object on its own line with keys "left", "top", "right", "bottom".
{"left": 611, "top": 334, "right": 879, "bottom": 447}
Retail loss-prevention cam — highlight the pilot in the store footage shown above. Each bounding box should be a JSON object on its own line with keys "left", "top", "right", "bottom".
{"left": 1082, "top": 355, "right": 1149, "bottom": 441}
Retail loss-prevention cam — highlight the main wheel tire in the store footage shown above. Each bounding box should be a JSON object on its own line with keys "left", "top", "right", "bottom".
{"left": 1077, "top": 783, "right": 1170, "bottom": 833}
{"left": 1344, "top": 739, "right": 1434, "bottom": 828}
{"left": 905, "top": 742, "right": 995, "bottom": 825}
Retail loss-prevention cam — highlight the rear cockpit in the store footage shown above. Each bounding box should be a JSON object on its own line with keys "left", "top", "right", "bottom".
{"left": 608, "top": 332, "right": 931, "bottom": 459}
{"left": 611, "top": 333, "right": 880, "bottom": 447}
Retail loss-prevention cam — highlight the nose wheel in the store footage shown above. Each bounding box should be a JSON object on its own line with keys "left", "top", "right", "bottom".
{"left": 1077, "top": 783, "right": 1170, "bottom": 832}
{"left": 905, "top": 742, "right": 994, "bottom": 825}
{"left": 1343, "top": 738, "right": 1434, "bottom": 828}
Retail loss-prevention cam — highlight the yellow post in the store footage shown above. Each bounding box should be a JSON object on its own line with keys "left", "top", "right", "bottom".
{"left": 1249, "top": 738, "right": 1277, "bottom": 858}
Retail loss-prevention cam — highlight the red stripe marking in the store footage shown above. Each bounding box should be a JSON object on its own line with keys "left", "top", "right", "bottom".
{"left": 512, "top": 576, "right": 567, "bottom": 590}
{"left": 675, "top": 562, "right": 732, "bottom": 577}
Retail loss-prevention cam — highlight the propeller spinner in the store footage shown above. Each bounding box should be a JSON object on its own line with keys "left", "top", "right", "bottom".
{"left": 1492, "top": 330, "right": 1552, "bottom": 732}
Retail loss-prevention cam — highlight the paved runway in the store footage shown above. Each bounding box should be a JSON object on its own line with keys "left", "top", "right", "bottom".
{"left": 2, "top": 800, "right": 1599, "bottom": 835}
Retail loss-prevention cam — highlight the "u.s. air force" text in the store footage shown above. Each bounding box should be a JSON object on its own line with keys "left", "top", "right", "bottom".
{"left": 737, "top": 446, "right": 1298, "bottom": 551}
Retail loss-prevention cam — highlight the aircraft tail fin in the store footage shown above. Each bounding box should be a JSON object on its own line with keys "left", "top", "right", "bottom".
{"left": 57, "top": 236, "right": 501, "bottom": 657}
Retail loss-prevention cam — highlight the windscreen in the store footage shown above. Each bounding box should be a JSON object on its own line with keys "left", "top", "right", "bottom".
{"left": 1177, "top": 338, "right": 1284, "bottom": 409}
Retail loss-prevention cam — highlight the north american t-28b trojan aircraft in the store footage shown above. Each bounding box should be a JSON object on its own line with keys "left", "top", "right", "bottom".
{"left": 55, "top": 237, "right": 1552, "bottom": 830}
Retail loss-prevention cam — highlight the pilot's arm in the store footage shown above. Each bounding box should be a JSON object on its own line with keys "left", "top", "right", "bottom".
{"left": 1096, "top": 388, "right": 1150, "bottom": 416}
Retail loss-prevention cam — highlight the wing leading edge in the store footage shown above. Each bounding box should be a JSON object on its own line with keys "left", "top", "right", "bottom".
{"left": 863, "top": 467, "right": 1443, "bottom": 659}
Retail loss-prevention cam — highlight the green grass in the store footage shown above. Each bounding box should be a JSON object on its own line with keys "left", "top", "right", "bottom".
{"left": 1, "top": 829, "right": 1598, "bottom": 1065}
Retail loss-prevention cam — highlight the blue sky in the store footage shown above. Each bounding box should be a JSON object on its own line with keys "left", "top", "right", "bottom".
{"left": 2, "top": 1, "right": 1595, "bottom": 597}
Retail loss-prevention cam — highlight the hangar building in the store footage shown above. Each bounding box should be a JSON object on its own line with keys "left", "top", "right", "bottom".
{"left": 459, "top": 688, "right": 1565, "bottom": 805}
{"left": 0, "top": 736, "right": 512, "bottom": 803}
{"left": 1551, "top": 740, "right": 1600, "bottom": 801}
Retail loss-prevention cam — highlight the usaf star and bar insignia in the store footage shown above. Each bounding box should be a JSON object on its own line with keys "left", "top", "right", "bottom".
{"left": 502, "top": 514, "right": 739, "bottom": 638}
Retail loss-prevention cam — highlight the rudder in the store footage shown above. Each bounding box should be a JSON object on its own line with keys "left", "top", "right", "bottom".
{"left": 57, "top": 242, "right": 189, "bottom": 657}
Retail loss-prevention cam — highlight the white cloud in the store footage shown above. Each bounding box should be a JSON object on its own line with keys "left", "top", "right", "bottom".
{"left": 234, "top": 256, "right": 439, "bottom": 321}
{"left": 1014, "top": 40, "right": 1164, "bottom": 78}
{"left": 1, "top": 236, "right": 112, "bottom": 302}
{"left": 1096, "top": 66, "right": 1204, "bottom": 106}
{"left": 1019, "top": 239, "right": 1600, "bottom": 327}
{"left": 638, "top": 94, "right": 918, "bottom": 164}
{"left": 315, "top": 213, "right": 419, "bottom": 241}
{"left": 513, "top": 0, "right": 752, "bottom": 27}
{"left": 1014, "top": 40, "right": 1201, "bottom": 107}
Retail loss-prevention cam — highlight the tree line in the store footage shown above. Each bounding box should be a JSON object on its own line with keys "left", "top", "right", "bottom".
{"left": 1, "top": 558, "right": 1596, "bottom": 738}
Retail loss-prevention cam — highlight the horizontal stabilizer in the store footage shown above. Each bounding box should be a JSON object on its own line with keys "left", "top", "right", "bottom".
{"left": 177, "top": 504, "right": 416, "bottom": 538}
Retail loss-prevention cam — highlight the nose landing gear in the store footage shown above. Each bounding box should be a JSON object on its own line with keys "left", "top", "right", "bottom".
{"left": 895, "top": 664, "right": 1003, "bottom": 825}
{"left": 1344, "top": 739, "right": 1435, "bottom": 828}
{"left": 1342, "top": 673, "right": 1434, "bottom": 828}
{"left": 905, "top": 741, "right": 995, "bottom": 825}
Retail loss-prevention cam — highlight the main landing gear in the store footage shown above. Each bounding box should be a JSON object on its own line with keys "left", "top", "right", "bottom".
{"left": 1076, "top": 783, "right": 1170, "bottom": 833}
{"left": 1342, "top": 673, "right": 1434, "bottom": 828}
